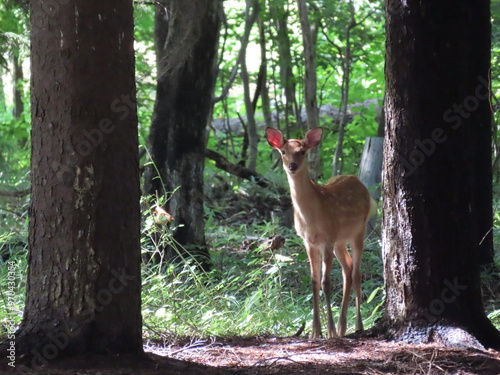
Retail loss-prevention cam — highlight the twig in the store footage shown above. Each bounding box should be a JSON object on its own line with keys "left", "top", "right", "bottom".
{"left": 478, "top": 227, "right": 493, "bottom": 246}
{"left": 293, "top": 321, "right": 306, "bottom": 337}
{"left": 142, "top": 322, "right": 163, "bottom": 339}
{"left": 409, "top": 349, "right": 446, "bottom": 373}
{"left": 169, "top": 338, "right": 214, "bottom": 356}
{"left": 253, "top": 355, "right": 309, "bottom": 369}
{"left": 134, "top": 1, "right": 165, "bottom": 6}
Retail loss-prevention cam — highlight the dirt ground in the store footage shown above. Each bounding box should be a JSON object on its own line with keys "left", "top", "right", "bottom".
{"left": 3, "top": 336, "right": 500, "bottom": 374}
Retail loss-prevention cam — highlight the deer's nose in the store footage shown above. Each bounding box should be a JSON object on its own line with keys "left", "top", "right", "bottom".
{"left": 289, "top": 162, "right": 299, "bottom": 172}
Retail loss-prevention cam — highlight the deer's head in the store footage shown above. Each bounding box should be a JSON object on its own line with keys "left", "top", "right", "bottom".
{"left": 266, "top": 127, "right": 323, "bottom": 175}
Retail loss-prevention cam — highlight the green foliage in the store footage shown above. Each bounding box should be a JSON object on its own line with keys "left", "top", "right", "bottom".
{"left": 0, "top": 0, "right": 31, "bottom": 273}
{"left": 0, "top": 1, "right": 29, "bottom": 64}
{"left": 211, "top": 0, "right": 386, "bottom": 180}
{"left": 0, "top": 83, "right": 31, "bottom": 232}
{"left": 133, "top": 3, "right": 156, "bottom": 145}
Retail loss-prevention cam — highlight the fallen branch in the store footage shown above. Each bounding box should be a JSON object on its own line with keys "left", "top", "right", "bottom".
{"left": 0, "top": 188, "right": 30, "bottom": 198}
{"left": 205, "top": 148, "right": 270, "bottom": 188}
{"left": 0, "top": 207, "right": 24, "bottom": 218}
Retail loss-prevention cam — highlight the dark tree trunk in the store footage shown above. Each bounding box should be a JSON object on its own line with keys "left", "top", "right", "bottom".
{"left": 379, "top": 0, "right": 500, "bottom": 349}
{"left": 144, "top": 1, "right": 221, "bottom": 270}
{"left": 11, "top": 0, "right": 143, "bottom": 367}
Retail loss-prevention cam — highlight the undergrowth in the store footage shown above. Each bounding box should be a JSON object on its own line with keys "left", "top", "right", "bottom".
{"left": 0, "top": 194, "right": 499, "bottom": 343}
{"left": 140, "top": 189, "right": 386, "bottom": 341}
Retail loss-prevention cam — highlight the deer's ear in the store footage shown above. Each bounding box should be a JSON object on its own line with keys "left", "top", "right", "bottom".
{"left": 266, "top": 128, "right": 285, "bottom": 149}
{"left": 304, "top": 127, "right": 323, "bottom": 149}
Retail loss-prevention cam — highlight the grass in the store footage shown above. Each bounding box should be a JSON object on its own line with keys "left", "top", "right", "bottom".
{"left": 0, "top": 232, "right": 26, "bottom": 330}
{"left": 142, "top": 222, "right": 315, "bottom": 339}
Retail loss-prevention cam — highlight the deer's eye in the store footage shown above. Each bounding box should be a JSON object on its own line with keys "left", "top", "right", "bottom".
{"left": 280, "top": 150, "right": 286, "bottom": 155}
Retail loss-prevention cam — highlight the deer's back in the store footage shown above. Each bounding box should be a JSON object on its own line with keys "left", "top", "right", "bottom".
{"left": 293, "top": 175, "right": 371, "bottom": 244}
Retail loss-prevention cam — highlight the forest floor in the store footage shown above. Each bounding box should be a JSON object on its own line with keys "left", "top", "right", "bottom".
{"left": 2, "top": 335, "right": 500, "bottom": 374}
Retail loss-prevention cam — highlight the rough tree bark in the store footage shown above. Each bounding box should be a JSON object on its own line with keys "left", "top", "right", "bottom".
{"left": 10, "top": 0, "right": 144, "bottom": 366}
{"left": 144, "top": 0, "right": 221, "bottom": 270}
{"left": 378, "top": 0, "right": 500, "bottom": 349}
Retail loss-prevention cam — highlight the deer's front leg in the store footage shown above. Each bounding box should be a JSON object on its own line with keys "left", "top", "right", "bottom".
{"left": 307, "top": 243, "right": 322, "bottom": 339}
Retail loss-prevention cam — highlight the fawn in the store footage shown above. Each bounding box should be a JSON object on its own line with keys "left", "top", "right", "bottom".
{"left": 266, "top": 127, "right": 374, "bottom": 338}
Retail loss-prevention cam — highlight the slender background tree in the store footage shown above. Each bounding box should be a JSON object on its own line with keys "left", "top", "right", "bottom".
{"left": 144, "top": 0, "right": 222, "bottom": 270}
{"left": 297, "top": 0, "right": 321, "bottom": 180}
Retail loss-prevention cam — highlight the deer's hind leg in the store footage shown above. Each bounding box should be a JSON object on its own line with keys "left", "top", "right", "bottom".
{"left": 334, "top": 242, "right": 353, "bottom": 337}
{"left": 351, "top": 232, "right": 365, "bottom": 332}
{"left": 321, "top": 246, "right": 337, "bottom": 338}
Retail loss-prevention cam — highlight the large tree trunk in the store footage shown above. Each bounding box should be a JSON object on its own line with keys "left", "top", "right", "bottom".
{"left": 13, "top": 0, "right": 143, "bottom": 366}
{"left": 379, "top": 0, "right": 500, "bottom": 349}
{"left": 144, "top": 1, "right": 221, "bottom": 270}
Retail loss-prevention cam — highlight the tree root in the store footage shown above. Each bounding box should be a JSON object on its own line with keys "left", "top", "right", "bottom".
{"left": 358, "top": 318, "right": 500, "bottom": 351}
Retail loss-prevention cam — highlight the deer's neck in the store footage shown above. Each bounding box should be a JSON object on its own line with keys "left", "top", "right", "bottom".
{"left": 287, "top": 170, "right": 317, "bottom": 207}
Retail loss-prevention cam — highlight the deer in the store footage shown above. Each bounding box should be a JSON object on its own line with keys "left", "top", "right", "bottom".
{"left": 266, "top": 127, "right": 374, "bottom": 339}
